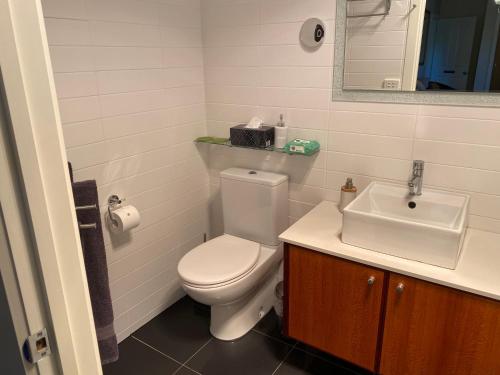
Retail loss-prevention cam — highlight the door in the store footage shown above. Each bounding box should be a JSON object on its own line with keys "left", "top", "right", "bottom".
{"left": 0, "top": 0, "right": 102, "bottom": 373}
{"left": 0, "top": 73, "right": 59, "bottom": 374}
{"left": 430, "top": 17, "right": 476, "bottom": 90}
{"left": 0, "top": 261, "right": 28, "bottom": 375}
{"left": 380, "top": 274, "right": 500, "bottom": 375}
{"left": 285, "top": 245, "right": 387, "bottom": 372}
{"left": 490, "top": 28, "right": 500, "bottom": 91}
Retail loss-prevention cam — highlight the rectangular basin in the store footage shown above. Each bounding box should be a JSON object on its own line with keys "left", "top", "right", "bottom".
{"left": 342, "top": 182, "right": 470, "bottom": 269}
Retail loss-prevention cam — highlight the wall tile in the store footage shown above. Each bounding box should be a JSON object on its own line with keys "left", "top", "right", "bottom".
{"left": 261, "top": 0, "right": 335, "bottom": 23}
{"left": 100, "top": 90, "right": 165, "bottom": 117}
{"left": 49, "top": 46, "right": 94, "bottom": 73}
{"left": 97, "top": 69, "right": 163, "bottom": 94}
{"left": 63, "top": 120, "right": 104, "bottom": 147}
{"left": 93, "top": 47, "right": 163, "bottom": 70}
{"left": 414, "top": 140, "right": 500, "bottom": 172}
{"left": 54, "top": 72, "right": 98, "bottom": 98}
{"left": 416, "top": 116, "right": 500, "bottom": 147}
{"left": 85, "top": 0, "right": 160, "bottom": 25}
{"left": 42, "top": 0, "right": 207, "bottom": 344}
{"left": 330, "top": 110, "right": 416, "bottom": 137}
{"left": 44, "top": 18, "right": 90, "bottom": 46}
{"left": 58, "top": 96, "right": 101, "bottom": 124}
{"left": 328, "top": 132, "right": 413, "bottom": 159}
{"left": 90, "top": 21, "right": 162, "bottom": 47}
{"left": 42, "top": 0, "right": 87, "bottom": 19}
{"left": 327, "top": 152, "right": 411, "bottom": 181}
{"left": 163, "top": 47, "right": 204, "bottom": 67}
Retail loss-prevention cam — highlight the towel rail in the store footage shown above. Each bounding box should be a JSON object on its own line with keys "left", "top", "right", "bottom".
{"left": 76, "top": 204, "right": 97, "bottom": 211}
{"left": 79, "top": 223, "right": 97, "bottom": 230}
{"left": 347, "top": 0, "right": 392, "bottom": 18}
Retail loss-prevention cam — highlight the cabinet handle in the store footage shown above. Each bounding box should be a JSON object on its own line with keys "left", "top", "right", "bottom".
{"left": 396, "top": 283, "right": 405, "bottom": 294}
{"left": 367, "top": 276, "right": 376, "bottom": 285}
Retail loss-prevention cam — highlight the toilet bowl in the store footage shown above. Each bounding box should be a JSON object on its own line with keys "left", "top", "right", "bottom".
{"left": 178, "top": 234, "right": 283, "bottom": 340}
{"left": 177, "top": 168, "right": 288, "bottom": 341}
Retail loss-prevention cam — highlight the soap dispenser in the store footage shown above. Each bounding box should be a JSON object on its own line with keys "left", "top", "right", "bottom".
{"left": 275, "top": 114, "right": 288, "bottom": 149}
{"left": 339, "top": 178, "right": 357, "bottom": 213}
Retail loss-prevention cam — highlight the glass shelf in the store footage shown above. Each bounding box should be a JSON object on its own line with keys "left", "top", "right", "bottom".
{"left": 194, "top": 138, "right": 320, "bottom": 156}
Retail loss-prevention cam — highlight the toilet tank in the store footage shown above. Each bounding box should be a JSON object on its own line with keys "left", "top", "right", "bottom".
{"left": 220, "top": 168, "right": 288, "bottom": 246}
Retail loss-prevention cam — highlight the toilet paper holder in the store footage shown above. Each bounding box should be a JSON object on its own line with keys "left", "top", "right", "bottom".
{"left": 107, "top": 194, "right": 124, "bottom": 226}
{"left": 106, "top": 194, "right": 141, "bottom": 233}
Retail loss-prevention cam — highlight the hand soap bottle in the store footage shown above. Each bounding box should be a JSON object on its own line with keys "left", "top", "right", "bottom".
{"left": 275, "top": 114, "right": 288, "bottom": 149}
{"left": 339, "top": 178, "right": 357, "bottom": 213}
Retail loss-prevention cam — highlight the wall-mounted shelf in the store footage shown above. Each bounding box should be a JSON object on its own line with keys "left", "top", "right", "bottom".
{"left": 194, "top": 137, "right": 320, "bottom": 156}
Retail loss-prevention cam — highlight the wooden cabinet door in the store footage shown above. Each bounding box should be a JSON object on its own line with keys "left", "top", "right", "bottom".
{"left": 285, "top": 245, "right": 387, "bottom": 372}
{"left": 380, "top": 274, "right": 500, "bottom": 375}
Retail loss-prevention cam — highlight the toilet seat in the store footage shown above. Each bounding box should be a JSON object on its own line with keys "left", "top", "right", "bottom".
{"left": 178, "top": 234, "right": 260, "bottom": 288}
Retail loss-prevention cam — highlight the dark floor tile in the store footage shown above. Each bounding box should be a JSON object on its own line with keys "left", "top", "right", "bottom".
{"left": 175, "top": 366, "right": 200, "bottom": 375}
{"left": 253, "top": 309, "right": 295, "bottom": 345}
{"left": 102, "top": 337, "right": 181, "bottom": 375}
{"left": 186, "top": 331, "right": 292, "bottom": 375}
{"left": 133, "top": 297, "right": 211, "bottom": 362}
{"left": 275, "top": 348, "right": 361, "bottom": 375}
{"left": 294, "top": 343, "right": 372, "bottom": 375}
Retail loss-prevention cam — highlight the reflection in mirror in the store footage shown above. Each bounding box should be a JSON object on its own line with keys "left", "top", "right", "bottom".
{"left": 343, "top": 0, "right": 500, "bottom": 92}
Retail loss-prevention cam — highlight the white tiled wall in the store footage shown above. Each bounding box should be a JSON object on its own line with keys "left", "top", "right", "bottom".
{"left": 202, "top": 0, "right": 500, "bottom": 237}
{"left": 42, "top": 0, "right": 209, "bottom": 341}
{"left": 41, "top": 0, "right": 500, "bottom": 342}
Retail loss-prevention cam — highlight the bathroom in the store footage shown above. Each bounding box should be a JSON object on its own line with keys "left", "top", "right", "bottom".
{"left": 0, "top": 0, "right": 499, "bottom": 374}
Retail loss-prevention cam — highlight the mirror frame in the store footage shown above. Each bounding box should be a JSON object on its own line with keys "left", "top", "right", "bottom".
{"left": 332, "top": 0, "right": 500, "bottom": 107}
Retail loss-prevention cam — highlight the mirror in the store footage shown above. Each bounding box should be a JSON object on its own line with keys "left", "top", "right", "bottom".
{"left": 342, "top": 0, "right": 500, "bottom": 93}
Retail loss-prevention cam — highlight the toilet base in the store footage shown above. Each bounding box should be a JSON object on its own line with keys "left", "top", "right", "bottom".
{"left": 210, "top": 266, "right": 279, "bottom": 341}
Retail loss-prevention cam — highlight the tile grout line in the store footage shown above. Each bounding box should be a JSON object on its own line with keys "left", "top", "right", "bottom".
{"left": 271, "top": 342, "right": 297, "bottom": 375}
{"left": 172, "top": 338, "right": 213, "bottom": 375}
{"left": 131, "top": 335, "right": 184, "bottom": 366}
{"left": 251, "top": 326, "right": 363, "bottom": 375}
{"left": 172, "top": 364, "right": 202, "bottom": 375}
{"left": 181, "top": 337, "right": 213, "bottom": 365}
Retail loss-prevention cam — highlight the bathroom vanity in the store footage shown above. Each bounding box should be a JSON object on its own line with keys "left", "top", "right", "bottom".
{"left": 280, "top": 201, "right": 500, "bottom": 375}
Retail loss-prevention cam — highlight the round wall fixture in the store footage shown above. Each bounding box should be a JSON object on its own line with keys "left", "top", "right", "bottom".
{"left": 300, "top": 18, "right": 326, "bottom": 50}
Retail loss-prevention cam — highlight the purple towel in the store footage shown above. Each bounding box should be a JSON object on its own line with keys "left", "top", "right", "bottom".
{"left": 69, "top": 164, "right": 118, "bottom": 365}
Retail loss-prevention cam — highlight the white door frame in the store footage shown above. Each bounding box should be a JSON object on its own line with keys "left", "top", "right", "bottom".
{"left": 0, "top": 0, "right": 102, "bottom": 374}
{"left": 402, "top": 0, "right": 427, "bottom": 91}
{"left": 0, "top": 70, "right": 59, "bottom": 375}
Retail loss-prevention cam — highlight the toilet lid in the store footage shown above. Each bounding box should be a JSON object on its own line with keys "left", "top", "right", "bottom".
{"left": 178, "top": 234, "right": 260, "bottom": 287}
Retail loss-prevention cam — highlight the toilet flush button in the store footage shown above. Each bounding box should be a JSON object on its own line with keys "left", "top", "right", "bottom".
{"left": 249, "top": 171, "right": 257, "bottom": 175}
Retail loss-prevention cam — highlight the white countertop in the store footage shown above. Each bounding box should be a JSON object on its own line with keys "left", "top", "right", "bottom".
{"left": 279, "top": 201, "right": 500, "bottom": 301}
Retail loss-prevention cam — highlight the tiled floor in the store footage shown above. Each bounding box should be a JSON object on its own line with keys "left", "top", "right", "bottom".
{"left": 103, "top": 297, "right": 371, "bottom": 375}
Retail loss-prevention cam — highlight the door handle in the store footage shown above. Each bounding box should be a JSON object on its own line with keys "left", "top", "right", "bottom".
{"left": 396, "top": 283, "right": 405, "bottom": 294}
{"left": 443, "top": 70, "right": 456, "bottom": 74}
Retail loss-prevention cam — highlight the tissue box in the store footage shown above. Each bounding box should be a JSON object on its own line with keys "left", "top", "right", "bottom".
{"left": 230, "top": 124, "right": 275, "bottom": 148}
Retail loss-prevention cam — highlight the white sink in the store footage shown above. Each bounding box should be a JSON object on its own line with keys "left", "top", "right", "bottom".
{"left": 342, "top": 182, "right": 470, "bottom": 269}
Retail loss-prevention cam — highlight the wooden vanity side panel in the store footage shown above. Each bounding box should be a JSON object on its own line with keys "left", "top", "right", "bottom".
{"left": 380, "top": 274, "right": 500, "bottom": 375}
{"left": 285, "top": 245, "right": 386, "bottom": 372}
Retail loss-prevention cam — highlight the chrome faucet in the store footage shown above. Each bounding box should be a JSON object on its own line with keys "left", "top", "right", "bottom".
{"left": 408, "top": 160, "right": 424, "bottom": 196}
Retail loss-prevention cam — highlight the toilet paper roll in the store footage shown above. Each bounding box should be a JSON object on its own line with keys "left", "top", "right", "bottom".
{"left": 109, "top": 205, "right": 141, "bottom": 234}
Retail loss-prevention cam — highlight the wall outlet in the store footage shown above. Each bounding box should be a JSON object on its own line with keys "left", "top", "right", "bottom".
{"left": 383, "top": 79, "right": 401, "bottom": 90}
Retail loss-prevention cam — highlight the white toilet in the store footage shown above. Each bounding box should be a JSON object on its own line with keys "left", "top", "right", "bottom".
{"left": 177, "top": 168, "right": 288, "bottom": 341}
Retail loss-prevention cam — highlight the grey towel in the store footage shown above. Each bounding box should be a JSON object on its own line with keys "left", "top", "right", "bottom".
{"left": 70, "top": 165, "right": 119, "bottom": 365}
